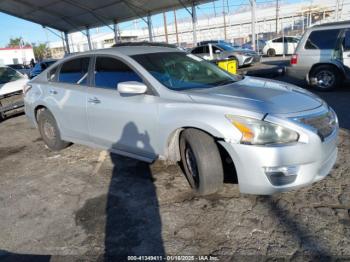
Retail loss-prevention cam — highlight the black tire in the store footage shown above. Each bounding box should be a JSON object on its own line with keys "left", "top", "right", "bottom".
{"left": 309, "top": 65, "right": 341, "bottom": 91}
{"left": 267, "top": 48, "right": 276, "bottom": 57}
{"left": 180, "top": 129, "right": 224, "bottom": 195}
{"left": 37, "top": 108, "right": 70, "bottom": 151}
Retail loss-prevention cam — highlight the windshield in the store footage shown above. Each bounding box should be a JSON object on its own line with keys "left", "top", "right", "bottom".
{"left": 0, "top": 67, "right": 23, "bottom": 84}
{"left": 132, "top": 52, "right": 239, "bottom": 91}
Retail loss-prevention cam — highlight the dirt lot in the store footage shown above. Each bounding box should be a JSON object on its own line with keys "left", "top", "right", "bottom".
{"left": 0, "top": 71, "right": 350, "bottom": 261}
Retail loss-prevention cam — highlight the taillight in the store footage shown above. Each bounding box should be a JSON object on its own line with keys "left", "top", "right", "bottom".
{"left": 23, "top": 83, "right": 32, "bottom": 95}
{"left": 291, "top": 54, "right": 298, "bottom": 65}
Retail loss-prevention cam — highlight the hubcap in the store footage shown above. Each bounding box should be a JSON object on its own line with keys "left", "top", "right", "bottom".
{"left": 43, "top": 120, "right": 56, "bottom": 140}
{"left": 315, "top": 70, "right": 335, "bottom": 89}
{"left": 185, "top": 145, "right": 199, "bottom": 187}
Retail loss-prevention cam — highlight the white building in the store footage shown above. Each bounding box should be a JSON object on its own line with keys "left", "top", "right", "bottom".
{"left": 47, "top": 0, "right": 348, "bottom": 54}
{"left": 0, "top": 46, "right": 35, "bottom": 66}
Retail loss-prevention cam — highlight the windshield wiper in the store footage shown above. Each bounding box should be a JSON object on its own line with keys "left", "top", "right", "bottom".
{"left": 214, "top": 79, "right": 235, "bottom": 86}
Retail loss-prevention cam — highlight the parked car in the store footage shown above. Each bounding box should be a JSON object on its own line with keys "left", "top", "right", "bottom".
{"left": 242, "top": 40, "right": 266, "bottom": 53}
{"left": 191, "top": 42, "right": 261, "bottom": 67}
{"left": 287, "top": 21, "right": 350, "bottom": 91}
{"left": 7, "top": 64, "right": 31, "bottom": 76}
{"left": 24, "top": 44, "right": 338, "bottom": 195}
{"left": 263, "top": 36, "right": 300, "bottom": 56}
{"left": 29, "top": 59, "right": 57, "bottom": 79}
{"left": 0, "top": 66, "right": 28, "bottom": 121}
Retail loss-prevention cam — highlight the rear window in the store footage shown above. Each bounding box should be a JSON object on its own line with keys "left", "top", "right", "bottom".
{"left": 305, "top": 29, "right": 340, "bottom": 50}
{"left": 58, "top": 57, "right": 90, "bottom": 85}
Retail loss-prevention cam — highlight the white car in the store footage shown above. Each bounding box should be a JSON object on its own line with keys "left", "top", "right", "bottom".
{"left": 263, "top": 36, "right": 300, "bottom": 56}
{"left": 0, "top": 66, "right": 28, "bottom": 121}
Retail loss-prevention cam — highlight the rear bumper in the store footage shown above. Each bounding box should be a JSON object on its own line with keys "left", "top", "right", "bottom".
{"left": 285, "top": 66, "right": 308, "bottom": 81}
{"left": 218, "top": 127, "right": 338, "bottom": 195}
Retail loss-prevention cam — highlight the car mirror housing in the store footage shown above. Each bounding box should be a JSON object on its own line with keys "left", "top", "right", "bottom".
{"left": 118, "top": 81, "right": 147, "bottom": 95}
{"left": 215, "top": 50, "right": 221, "bottom": 54}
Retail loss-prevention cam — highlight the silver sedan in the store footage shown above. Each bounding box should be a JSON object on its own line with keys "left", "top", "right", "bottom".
{"left": 24, "top": 45, "right": 338, "bottom": 195}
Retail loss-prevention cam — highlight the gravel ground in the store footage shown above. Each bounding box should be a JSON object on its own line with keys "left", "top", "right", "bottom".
{"left": 0, "top": 67, "right": 349, "bottom": 261}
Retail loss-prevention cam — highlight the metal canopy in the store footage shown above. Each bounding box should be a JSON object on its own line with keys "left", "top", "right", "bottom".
{"left": 0, "top": 0, "right": 212, "bottom": 33}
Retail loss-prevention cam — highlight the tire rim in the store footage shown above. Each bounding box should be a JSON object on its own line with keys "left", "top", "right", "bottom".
{"left": 184, "top": 145, "right": 199, "bottom": 188}
{"left": 315, "top": 70, "right": 335, "bottom": 89}
{"left": 43, "top": 120, "right": 56, "bottom": 141}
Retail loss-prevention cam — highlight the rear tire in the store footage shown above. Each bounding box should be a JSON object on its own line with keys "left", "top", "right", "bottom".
{"left": 180, "top": 129, "right": 224, "bottom": 195}
{"left": 267, "top": 48, "right": 276, "bottom": 57}
{"left": 309, "top": 65, "right": 341, "bottom": 91}
{"left": 37, "top": 109, "right": 70, "bottom": 151}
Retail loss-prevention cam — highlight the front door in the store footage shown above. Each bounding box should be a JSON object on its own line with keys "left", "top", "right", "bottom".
{"left": 86, "top": 56, "right": 159, "bottom": 160}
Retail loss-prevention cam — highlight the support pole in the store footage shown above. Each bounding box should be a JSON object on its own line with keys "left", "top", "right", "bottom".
{"left": 174, "top": 9, "right": 179, "bottom": 45}
{"left": 335, "top": 0, "right": 339, "bottom": 21}
{"left": 114, "top": 21, "right": 120, "bottom": 44}
{"left": 163, "top": 12, "right": 169, "bottom": 43}
{"left": 276, "top": 0, "right": 279, "bottom": 33}
{"left": 61, "top": 32, "right": 67, "bottom": 54}
{"left": 147, "top": 14, "right": 153, "bottom": 42}
{"left": 192, "top": 3, "right": 197, "bottom": 47}
{"left": 64, "top": 32, "right": 70, "bottom": 54}
{"left": 223, "top": 0, "right": 227, "bottom": 41}
{"left": 86, "top": 27, "right": 92, "bottom": 50}
{"left": 250, "top": 0, "right": 256, "bottom": 51}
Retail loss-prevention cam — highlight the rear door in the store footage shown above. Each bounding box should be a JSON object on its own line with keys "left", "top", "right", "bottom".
{"left": 191, "top": 45, "right": 210, "bottom": 60}
{"left": 44, "top": 56, "right": 91, "bottom": 141}
{"left": 271, "top": 37, "right": 283, "bottom": 54}
{"left": 86, "top": 56, "right": 159, "bottom": 159}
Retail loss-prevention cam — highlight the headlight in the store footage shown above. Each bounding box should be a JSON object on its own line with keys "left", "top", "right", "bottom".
{"left": 226, "top": 115, "right": 299, "bottom": 145}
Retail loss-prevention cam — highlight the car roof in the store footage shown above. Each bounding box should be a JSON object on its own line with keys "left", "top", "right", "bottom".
{"left": 64, "top": 46, "right": 182, "bottom": 58}
{"left": 312, "top": 20, "right": 350, "bottom": 29}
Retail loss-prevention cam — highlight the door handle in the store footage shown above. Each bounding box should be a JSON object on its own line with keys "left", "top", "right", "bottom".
{"left": 88, "top": 97, "right": 101, "bottom": 104}
{"left": 49, "top": 89, "right": 57, "bottom": 95}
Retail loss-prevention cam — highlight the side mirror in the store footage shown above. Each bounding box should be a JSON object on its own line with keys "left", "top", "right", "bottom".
{"left": 215, "top": 50, "right": 221, "bottom": 54}
{"left": 118, "top": 81, "right": 147, "bottom": 95}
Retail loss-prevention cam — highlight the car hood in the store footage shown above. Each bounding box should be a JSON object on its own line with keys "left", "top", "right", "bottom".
{"left": 185, "top": 77, "right": 323, "bottom": 115}
{"left": 0, "top": 78, "right": 27, "bottom": 96}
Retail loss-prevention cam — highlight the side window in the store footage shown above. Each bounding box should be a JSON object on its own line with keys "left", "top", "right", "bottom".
{"left": 48, "top": 66, "right": 58, "bottom": 81}
{"left": 203, "top": 45, "right": 209, "bottom": 54}
{"left": 343, "top": 30, "right": 350, "bottom": 51}
{"left": 272, "top": 37, "right": 282, "bottom": 43}
{"left": 305, "top": 29, "right": 340, "bottom": 50}
{"left": 192, "top": 46, "right": 204, "bottom": 54}
{"left": 211, "top": 45, "right": 221, "bottom": 53}
{"left": 58, "top": 57, "right": 90, "bottom": 85}
{"left": 94, "top": 57, "right": 142, "bottom": 90}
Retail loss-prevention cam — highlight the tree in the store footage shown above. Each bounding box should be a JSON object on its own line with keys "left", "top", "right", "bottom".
{"left": 7, "top": 37, "right": 30, "bottom": 47}
{"left": 32, "top": 43, "right": 51, "bottom": 61}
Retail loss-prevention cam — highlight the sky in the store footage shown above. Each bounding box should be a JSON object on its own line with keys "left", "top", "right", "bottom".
{"left": 0, "top": 0, "right": 306, "bottom": 47}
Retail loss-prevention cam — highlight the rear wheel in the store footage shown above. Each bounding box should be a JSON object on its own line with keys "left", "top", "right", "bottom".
{"left": 309, "top": 65, "right": 341, "bottom": 91}
{"left": 37, "top": 108, "right": 70, "bottom": 151}
{"left": 267, "top": 48, "right": 276, "bottom": 57}
{"left": 180, "top": 129, "right": 224, "bottom": 195}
